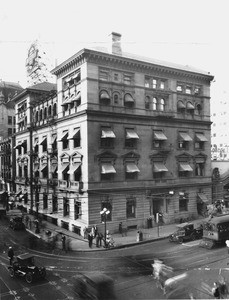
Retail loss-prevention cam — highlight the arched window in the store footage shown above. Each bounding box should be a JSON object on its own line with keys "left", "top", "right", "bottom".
{"left": 196, "top": 104, "right": 202, "bottom": 115}
{"left": 39, "top": 109, "right": 43, "bottom": 121}
{"left": 145, "top": 96, "right": 150, "bottom": 109}
{"left": 177, "top": 100, "right": 185, "bottom": 113}
{"left": 152, "top": 98, "right": 157, "bottom": 110}
{"left": 48, "top": 105, "right": 52, "bottom": 116}
{"left": 53, "top": 103, "right": 57, "bottom": 116}
{"left": 159, "top": 98, "right": 165, "bottom": 111}
{"left": 44, "top": 107, "right": 47, "bottom": 119}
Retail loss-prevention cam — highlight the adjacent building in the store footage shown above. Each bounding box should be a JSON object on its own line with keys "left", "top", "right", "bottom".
{"left": 13, "top": 33, "right": 214, "bottom": 234}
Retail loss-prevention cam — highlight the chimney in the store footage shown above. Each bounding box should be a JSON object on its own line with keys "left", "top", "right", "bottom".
{"left": 109, "top": 32, "right": 122, "bottom": 56}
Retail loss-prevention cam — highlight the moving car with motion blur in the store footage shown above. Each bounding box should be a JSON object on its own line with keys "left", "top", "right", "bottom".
{"left": 8, "top": 253, "right": 46, "bottom": 283}
{"left": 9, "top": 216, "right": 25, "bottom": 230}
{"left": 169, "top": 222, "right": 203, "bottom": 243}
{"left": 74, "top": 272, "right": 116, "bottom": 300}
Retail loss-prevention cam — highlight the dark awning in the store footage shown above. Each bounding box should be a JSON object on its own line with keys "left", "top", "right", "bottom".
{"left": 50, "top": 135, "right": 57, "bottom": 144}
{"left": 187, "top": 102, "right": 195, "bottom": 110}
{"left": 179, "top": 132, "right": 192, "bottom": 141}
{"left": 154, "top": 131, "right": 167, "bottom": 140}
{"left": 101, "top": 163, "right": 116, "bottom": 174}
{"left": 124, "top": 94, "right": 134, "bottom": 103}
{"left": 14, "top": 141, "right": 22, "bottom": 149}
{"left": 50, "top": 164, "right": 58, "bottom": 173}
{"left": 68, "top": 128, "right": 80, "bottom": 140}
{"left": 179, "top": 162, "right": 193, "bottom": 172}
{"left": 40, "top": 137, "right": 47, "bottom": 145}
{"left": 177, "top": 101, "right": 186, "bottom": 109}
{"left": 126, "top": 163, "right": 140, "bottom": 173}
{"left": 100, "top": 91, "right": 110, "bottom": 100}
{"left": 74, "top": 92, "right": 81, "bottom": 102}
{"left": 196, "top": 133, "right": 208, "bottom": 142}
{"left": 40, "top": 164, "right": 47, "bottom": 172}
{"left": 67, "top": 163, "right": 81, "bottom": 175}
{"left": 101, "top": 129, "right": 116, "bottom": 138}
{"left": 153, "top": 162, "right": 168, "bottom": 172}
{"left": 58, "top": 131, "right": 68, "bottom": 141}
{"left": 57, "top": 164, "right": 69, "bottom": 174}
{"left": 197, "top": 193, "right": 209, "bottom": 204}
{"left": 126, "top": 129, "right": 139, "bottom": 139}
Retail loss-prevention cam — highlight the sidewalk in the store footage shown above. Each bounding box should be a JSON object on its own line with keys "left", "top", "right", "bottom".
{"left": 19, "top": 212, "right": 206, "bottom": 251}
{"left": 6, "top": 209, "right": 206, "bottom": 252}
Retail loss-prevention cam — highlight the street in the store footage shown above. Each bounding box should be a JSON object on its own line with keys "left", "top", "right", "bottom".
{"left": 0, "top": 218, "right": 229, "bottom": 299}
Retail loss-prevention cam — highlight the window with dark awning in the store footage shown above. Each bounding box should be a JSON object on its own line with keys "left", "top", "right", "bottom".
{"left": 101, "top": 163, "right": 116, "bottom": 174}
{"left": 33, "top": 164, "right": 39, "bottom": 172}
{"left": 50, "top": 135, "right": 57, "bottom": 144}
{"left": 179, "top": 162, "right": 193, "bottom": 172}
{"left": 40, "top": 164, "right": 47, "bottom": 172}
{"left": 126, "top": 129, "right": 139, "bottom": 139}
{"left": 67, "top": 163, "right": 81, "bottom": 175}
{"left": 101, "top": 129, "right": 116, "bottom": 138}
{"left": 195, "top": 133, "right": 208, "bottom": 142}
{"left": 100, "top": 91, "right": 110, "bottom": 100}
{"left": 40, "top": 137, "right": 47, "bottom": 145}
{"left": 177, "top": 101, "right": 186, "bottom": 109}
{"left": 58, "top": 131, "right": 68, "bottom": 141}
{"left": 187, "top": 102, "right": 195, "bottom": 110}
{"left": 57, "top": 164, "right": 69, "bottom": 174}
{"left": 197, "top": 193, "right": 209, "bottom": 204}
{"left": 179, "top": 132, "right": 192, "bottom": 141}
{"left": 126, "top": 163, "right": 140, "bottom": 173}
{"left": 154, "top": 131, "right": 167, "bottom": 140}
{"left": 68, "top": 128, "right": 80, "bottom": 140}
{"left": 153, "top": 162, "right": 168, "bottom": 172}
{"left": 124, "top": 94, "right": 134, "bottom": 102}
{"left": 50, "top": 164, "right": 58, "bottom": 173}
{"left": 14, "top": 141, "right": 22, "bottom": 149}
{"left": 75, "top": 92, "right": 81, "bottom": 101}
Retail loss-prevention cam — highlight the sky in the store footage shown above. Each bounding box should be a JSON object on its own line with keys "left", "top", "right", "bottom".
{"left": 0, "top": 0, "right": 229, "bottom": 101}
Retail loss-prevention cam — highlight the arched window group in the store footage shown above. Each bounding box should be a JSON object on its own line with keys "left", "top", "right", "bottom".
{"left": 177, "top": 101, "right": 202, "bottom": 115}
{"left": 34, "top": 102, "right": 57, "bottom": 123}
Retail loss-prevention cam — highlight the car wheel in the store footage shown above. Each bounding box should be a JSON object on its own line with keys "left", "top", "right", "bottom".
{"left": 25, "top": 272, "right": 33, "bottom": 284}
{"left": 40, "top": 269, "right": 46, "bottom": 279}
{"left": 9, "top": 268, "right": 15, "bottom": 278}
{"left": 178, "top": 237, "right": 183, "bottom": 244}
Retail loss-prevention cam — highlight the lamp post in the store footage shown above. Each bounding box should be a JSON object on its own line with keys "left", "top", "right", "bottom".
{"left": 100, "top": 207, "right": 110, "bottom": 248}
{"left": 33, "top": 177, "right": 41, "bottom": 218}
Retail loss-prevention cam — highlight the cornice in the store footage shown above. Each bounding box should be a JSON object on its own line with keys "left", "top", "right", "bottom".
{"left": 52, "top": 48, "right": 214, "bottom": 83}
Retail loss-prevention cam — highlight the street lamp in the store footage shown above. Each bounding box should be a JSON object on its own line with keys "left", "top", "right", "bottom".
{"left": 33, "top": 177, "right": 41, "bottom": 218}
{"left": 100, "top": 207, "right": 110, "bottom": 248}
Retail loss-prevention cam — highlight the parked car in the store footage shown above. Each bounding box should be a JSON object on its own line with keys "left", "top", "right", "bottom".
{"left": 9, "top": 216, "right": 25, "bottom": 230}
{"left": 74, "top": 272, "right": 116, "bottom": 300}
{"left": 169, "top": 222, "right": 203, "bottom": 243}
{"left": 8, "top": 253, "right": 46, "bottom": 283}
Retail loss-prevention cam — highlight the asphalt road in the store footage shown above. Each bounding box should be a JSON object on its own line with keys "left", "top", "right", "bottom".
{"left": 1, "top": 218, "right": 229, "bottom": 299}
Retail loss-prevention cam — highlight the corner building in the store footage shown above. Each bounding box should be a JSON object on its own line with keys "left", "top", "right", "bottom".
{"left": 15, "top": 33, "right": 214, "bottom": 235}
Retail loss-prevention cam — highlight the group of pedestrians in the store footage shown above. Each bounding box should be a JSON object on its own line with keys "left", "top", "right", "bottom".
{"left": 212, "top": 279, "right": 228, "bottom": 299}
{"left": 85, "top": 225, "right": 103, "bottom": 248}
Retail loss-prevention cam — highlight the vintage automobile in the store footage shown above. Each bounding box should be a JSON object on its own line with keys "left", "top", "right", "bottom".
{"left": 169, "top": 222, "right": 203, "bottom": 243}
{"left": 8, "top": 253, "right": 46, "bottom": 283}
{"left": 74, "top": 272, "right": 116, "bottom": 300}
{"left": 9, "top": 216, "right": 25, "bottom": 230}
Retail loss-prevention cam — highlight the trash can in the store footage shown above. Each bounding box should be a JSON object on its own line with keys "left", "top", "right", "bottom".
{"left": 136, "top": 230, "right": 143, "bottom": 242}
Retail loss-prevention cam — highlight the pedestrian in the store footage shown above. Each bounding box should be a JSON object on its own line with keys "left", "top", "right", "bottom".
{"left": 219, "top": 277, "right": 228, "bottom": 298}
{"left": 91, "top": 226, "right": 95, "bottom": 239}
{"left": 98, "top": 232, "right": 103, "bottom": 247}
{"left": 94, "top": 225, "right": 98, "bottom": 237}
{"left": 61, "top": 235, "right": 66, "bottom": 252}
{"left": 212, "top": 282, "right": 220, "bottom": 299}
{"left": 8, "top": 246, "right": 14, "bottom": 265}
{"left": 119, "top": 222, "right": 123, "bottom": 235}
{"left": 83, "top": 226, "right": 87, "bottom": 239}
{"left": 96, "top": 233, "right": 100, "bottom": 247}
{"left": 88, "top": 232, "right": 93, "bottom": 248}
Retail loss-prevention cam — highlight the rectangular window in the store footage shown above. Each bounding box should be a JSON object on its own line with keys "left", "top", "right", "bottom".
{"left": 185, "top": 86, "right": 192, "bottom": 94}
{"left": 123, "top": 74, "right": 132, "bottom": 85}
{"left": 195, "top": 163, "right": 204, "bottom": 176}
{"left": 194, "top": 86, "right": 201, "bottom": 95}
{"left": 178, "top": 141, "right": 188, "bottom": 150}
{"left": 179, "top": 193, "right": 188, "bottom": 211}
{"left": 74, "top": 201, "right": 82, "bottom": 220}
{"left": 145, "top": 77, "right": 150, "bottom": 88}
{"left": 8, "top": 128, "right": 12, "bottom": 136}
{"left": 177, "top": 85, "right": 183, "bottom": 92}
{"left": 99, "top": 70, "right": 109, "bottom": 81}
{"left": 43, "top": 193, "right": 48, "bottom": 209}
{"left": 152, "top": 79, "right": 157, "bottom": 89}
{"left": 114, "top": 73, "right": 119, "bottom": 81}
{"left": 63, "top": 197, "right": 70, "bottom": 216}
{"left": 160, "top": 81, "right": 165, "bottom": 89}
{"left": 126, "top": 197, "right": 136, "bottom": 218}
{"left": 8, "top": 116, "right": 12, "bottom": 125}
{"left": 195, "top": 141, "right": 204, "bottom": 150}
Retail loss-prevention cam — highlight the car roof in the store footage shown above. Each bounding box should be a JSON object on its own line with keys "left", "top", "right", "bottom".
{"left": 17, "top": 253, "right": 34, "bottom": 260}
{"left": 176, "top": 222, "right": 193, "bottom": 228}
